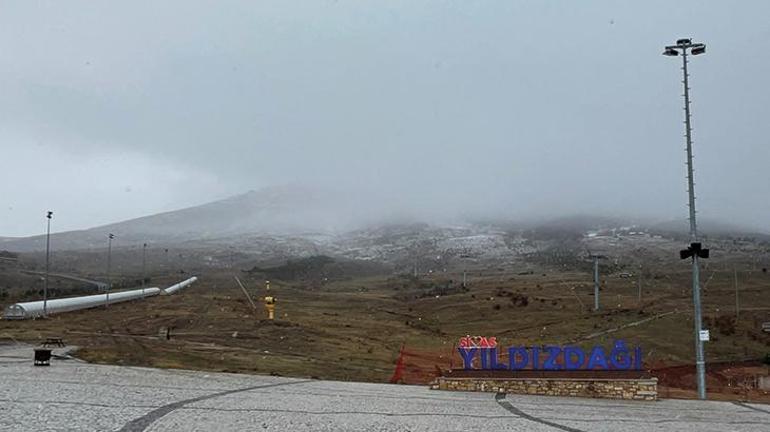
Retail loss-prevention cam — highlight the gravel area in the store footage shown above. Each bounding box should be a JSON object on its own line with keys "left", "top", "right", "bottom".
{"left": 1, "top": 344, "right": 767, "bottom": 431}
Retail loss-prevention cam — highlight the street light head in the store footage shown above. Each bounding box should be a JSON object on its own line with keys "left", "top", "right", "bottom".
{"left": 676, "top": 38, "right": 692, "bottom": 45}
{"left": 691, "top": 45, "right": 706, "bottom": 55}
{"left": 46, "top": 211, "right": 53, "bottom": 219}
{"left": 108, "top": 233, "right": 115, "bottom": 239}
{"left": 663, "top": 48, "right": 679, "bottom": 56}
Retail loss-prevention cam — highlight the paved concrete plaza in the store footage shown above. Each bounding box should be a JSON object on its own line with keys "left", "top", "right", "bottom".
{"left": 1, "top": 344, "right": 768, "bottom": 431}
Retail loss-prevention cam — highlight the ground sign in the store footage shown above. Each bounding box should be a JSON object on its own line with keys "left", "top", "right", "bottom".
{"left": 457, "top": 337, "right": 642, "bottom": 371}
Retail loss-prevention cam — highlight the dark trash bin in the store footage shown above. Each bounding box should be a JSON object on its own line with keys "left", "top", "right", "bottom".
{"left": 34, "top": 348, "right": 51, "bottom": 366}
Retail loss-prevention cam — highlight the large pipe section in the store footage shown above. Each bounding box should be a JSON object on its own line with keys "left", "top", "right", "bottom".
{"left": 2, "top": 277, "right": 198, "bottom": 320}
{"left": 161, "top": 276, "right": 198, "bottom": 295}
{"left": 3, "top": 288, "right": 160, "bottom": 319}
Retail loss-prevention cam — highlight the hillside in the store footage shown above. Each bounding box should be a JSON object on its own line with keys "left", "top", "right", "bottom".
{"left": 0, "top": 186, "right": 359, "bottom": 252}
{"left": 2, "top": 188, "right": 769, "bottom": 276}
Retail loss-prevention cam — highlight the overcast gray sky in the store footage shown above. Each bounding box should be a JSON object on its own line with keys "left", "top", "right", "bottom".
{"left": 1, "top": 1, "right": 769, "bottom": 237}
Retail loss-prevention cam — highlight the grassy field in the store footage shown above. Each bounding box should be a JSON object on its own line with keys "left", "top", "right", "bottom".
{"left": 2, "top": 260, "right": 769, "bottom": 397}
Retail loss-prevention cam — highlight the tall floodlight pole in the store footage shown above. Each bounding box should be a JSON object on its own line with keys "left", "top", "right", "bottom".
{"left": 106, "top": 233, "right": 115, "bottom": 307}
{"left": 142, "top": 243, "right": 147, "bottom": 297}
{"left": 43, "top": 211, "right": 53, "bottom": 317}
{"left": 664, "top": 38, "right": 709, "bottom": 400}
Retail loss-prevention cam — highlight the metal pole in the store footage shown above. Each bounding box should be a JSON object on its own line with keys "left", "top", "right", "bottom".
{"left": 682, "top": 50, "right": 698, "bottom": 238}
{"left": 681, "top": 47, "right": 707, "bottom": 400}
{"left": 593, "top": 256, "right": 600, "bottom": 311}
{"left": 234, "top": 276, "right": 258, "bottom": 311}
{"left": 637, "top": 264, "right": 642, "bottom": 303}
{"left": 44, "top": 211, "right": 52, "bottom": 317}
{"left": 106, "top": 234, "right": 113, "bottom": 307}
{"left": 734, "top": 268, "right": 739, "bottom": 321}
{"left": 691, "top": 254, "right": 706, "bottom": 398}
{"left": 142, "top": 243, "right": 147, "bottom": 297}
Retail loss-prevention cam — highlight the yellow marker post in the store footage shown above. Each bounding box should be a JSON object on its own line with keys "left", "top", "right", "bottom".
{"left": 264, "top": 280, "right": 275, "bottom": 320}
{"left": 264, "top": 296, "right": 275, "bottom": 320}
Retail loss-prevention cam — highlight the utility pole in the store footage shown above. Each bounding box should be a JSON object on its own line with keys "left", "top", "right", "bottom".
{"left": 734, "top": 268, "right": 739, "bottom": 321}
{"left": 44, "top": 211, "right": 53, "bottom": 317}
{"left": 591, "top": 254, "right": 604, "bottom": 311}
{"left": 593, "top": 256, "right": 599, "bottom": 311}
{"left": 665, "top": 38, "right": 709, "bottom": 400}
{"left": 142, "top": 243, "right": 147, "bottom": 297}
{"left": 637, "top": 264, "right": 643, "bottom": 303}
{"left": 106, "top": 233, "right": 114, "bottom": 307}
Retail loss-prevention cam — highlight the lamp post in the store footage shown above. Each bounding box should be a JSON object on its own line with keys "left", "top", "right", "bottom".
{"left": 664, "top": 38, "right": 709, "bottom": 400}
{"left": 44, "top": 211, "right": 53, "bottom": 317}
{"left": 142, "top": 243, "right": 147, "bottom": 297}
{"left": 106, "top": 233, "right": 114, "bottom": 307}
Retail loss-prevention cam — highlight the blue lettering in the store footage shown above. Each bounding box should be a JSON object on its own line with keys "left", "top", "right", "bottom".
{"left": 459, "top": 342, "right": 642, "bottom": 371}
{"left": 609, "top": 340, "right": 631, "bottom": 370}
{"left": 508, "top": 347, "right": 529, "bottom": 370}
{"left": 634, "top": 346, "right": 642, "bottom": 370}
{"left": 531, "top": 346, "right": 540, "bottom": 370}
{"left": 480, "top": 348, "right": 490, "bottom": 369}
{"left": 587, "top": 346, "right": 609, "bottom": 370}
{"left": 488, "top": 348, "right": 507, "bottom": 370}
{"left": 458, "top": 348, "right": 477, "bottom": 370}
{"left": 563, "top": 346, "right": 586, "bottom": 370}
{"left": 542, "top": 346, "right": 562, "bottom": 370}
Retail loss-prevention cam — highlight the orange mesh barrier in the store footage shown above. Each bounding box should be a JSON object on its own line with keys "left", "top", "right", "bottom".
{"left": 390, "top": 344, "right": 455, "bottom": 384}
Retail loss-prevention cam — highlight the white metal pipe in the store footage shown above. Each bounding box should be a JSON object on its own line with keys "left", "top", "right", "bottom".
{"left": 3, "top": 287, "right": 160, "bottom": 319}
{"left": 161, "top": 276, "right": 198, "bottom": 295}
{"left": 3, "top": 276, "right": 198, "bottom": 319}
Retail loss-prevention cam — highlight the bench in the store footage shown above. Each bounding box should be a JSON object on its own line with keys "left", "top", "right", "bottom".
{"left": 42, "top": 337, "right": 65, "bottom": 348}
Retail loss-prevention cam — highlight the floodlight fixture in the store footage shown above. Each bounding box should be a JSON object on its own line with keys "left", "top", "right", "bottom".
{"left": 663, "top": 48, "right": 679, "bottom": 56}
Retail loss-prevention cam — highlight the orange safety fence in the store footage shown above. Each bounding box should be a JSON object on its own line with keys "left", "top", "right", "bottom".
{"left": 389, "top": 344, "right": 456, "bottom": 384}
